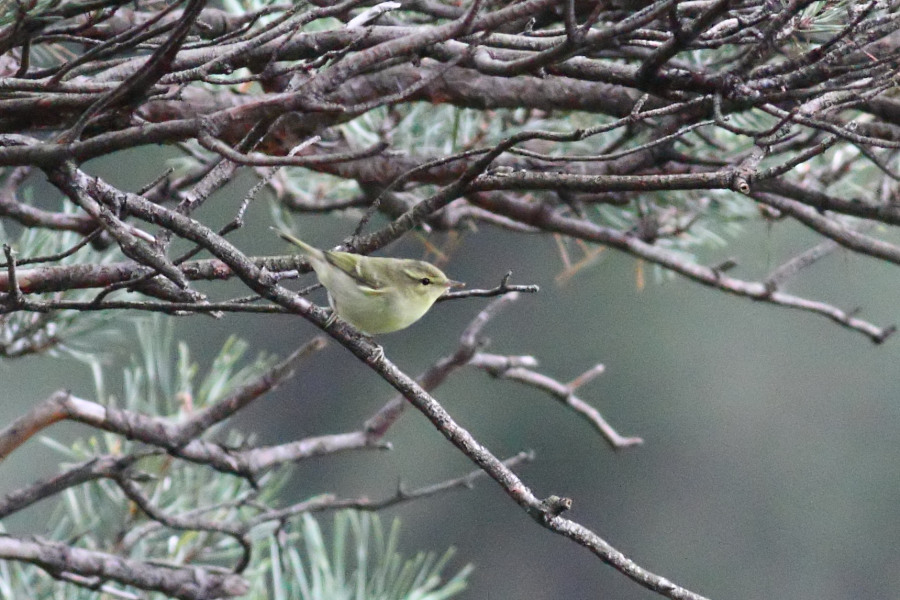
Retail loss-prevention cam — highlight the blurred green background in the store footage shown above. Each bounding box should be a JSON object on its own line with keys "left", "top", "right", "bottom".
{"left": 4, "top": 158, "right": 900, "bottom": 600}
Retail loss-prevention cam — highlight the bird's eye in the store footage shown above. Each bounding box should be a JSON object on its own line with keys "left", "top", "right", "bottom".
{"left": 419, "top": 277, "right": 431, "bottom": 285}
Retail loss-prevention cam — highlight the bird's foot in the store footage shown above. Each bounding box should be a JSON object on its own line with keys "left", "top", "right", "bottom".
{"left": 369, "top": 343, "right": 386, "bottom": 364}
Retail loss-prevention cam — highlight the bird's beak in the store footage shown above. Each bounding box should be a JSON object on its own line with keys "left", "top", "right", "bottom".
{"left": 446, "top": 280, "right": 465, "bottom": 289}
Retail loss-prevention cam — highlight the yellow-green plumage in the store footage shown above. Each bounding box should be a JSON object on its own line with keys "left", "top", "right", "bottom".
{"left": 275, "top": 229, "right": 462, "bottom": 334}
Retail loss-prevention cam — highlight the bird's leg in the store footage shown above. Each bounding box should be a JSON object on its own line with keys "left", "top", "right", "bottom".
{"left": 324, "top": 293, "right": 338, "bottom": 329}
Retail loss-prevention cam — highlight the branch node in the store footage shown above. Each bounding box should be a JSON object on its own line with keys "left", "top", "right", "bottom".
{"left": 2, "top": 244, "right": 24, "bottom": 307}
{"left": 540, "top": 495, "right": 573, "bottom": 517}
{"left": 873, "top": 325, "right": 896, "bottom": 345}
{"left": 566, "top": 364, "right": 606, "bottom": 391}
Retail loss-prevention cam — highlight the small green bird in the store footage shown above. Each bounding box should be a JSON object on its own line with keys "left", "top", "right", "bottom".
{"left": 275, "top": 229, "right": 464, "bottom": 334}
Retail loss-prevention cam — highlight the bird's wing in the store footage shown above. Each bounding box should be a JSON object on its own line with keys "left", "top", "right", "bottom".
{"left": 324, "top": 251, "right": 390, "bottom": 294}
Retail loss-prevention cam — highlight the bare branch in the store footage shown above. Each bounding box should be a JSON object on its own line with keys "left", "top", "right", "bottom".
{"left": 5, "top": 2, "right": 900, "bottom": 598}
{"left": 441, "top": 271, "right": 539, "bottom": 301}
{"left": 469, "top": 353, "right": 643, "bottom": 449}
{"left": 246, "top": 450, "right": 535, "bottom": 525}
{"left": 0, "top": 452, "right": 154, "bottom": 519}
{"left": 0, "top": 338, "right": 327, "bottom": 472}
{"left": 0, "top": 535, "right": 248, "bottom": 600}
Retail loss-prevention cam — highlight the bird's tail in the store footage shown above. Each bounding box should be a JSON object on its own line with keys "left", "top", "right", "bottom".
{"left": 271, "top": 227, "right": 321, "bottom": 259}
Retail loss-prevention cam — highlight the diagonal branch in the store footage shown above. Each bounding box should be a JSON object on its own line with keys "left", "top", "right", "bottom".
{"left": 55, "top": 160, "right": 710, "bottom": 598}
{"left": 468, "top": 192, "right": 895, "bottom": 343}
{"left": 0, "top": 338, "right": 326, "bottom": 471}
{"left": 59, "top": 0, "right": 208, "bottom": 141}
